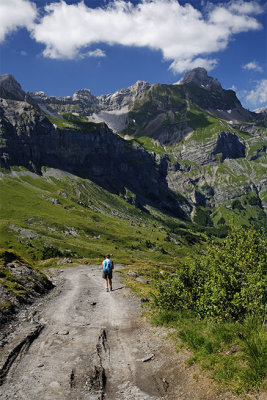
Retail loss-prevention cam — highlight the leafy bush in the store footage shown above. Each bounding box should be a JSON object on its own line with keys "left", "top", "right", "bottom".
{"left": 244, "top": 193, "right": 261, "bottom": 207}
{"left": 193, "top": 207, "right": 213, "bottom": 226}
{"left": 217, "top": 217, "right": 225, "bottom": 225}
{"left": 232, "top": 199, "right": 244, "bottom": 211}
{"left": 250, "top": 211, "right": 267, "bottom": 233}
{"left": 42, "top": 245, "right": 64, "bottom": 259}
{"left": 154, "top": 227, "right": 266, "bottom": 321}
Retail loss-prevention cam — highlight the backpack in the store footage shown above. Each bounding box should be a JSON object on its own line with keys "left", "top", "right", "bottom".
{"left": 103, "top": 259, "right": 112, "bottom": 274}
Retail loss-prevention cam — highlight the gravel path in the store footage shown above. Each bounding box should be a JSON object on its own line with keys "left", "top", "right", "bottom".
{"left": 0, "top": 265, "right": 250, "bottom": 400}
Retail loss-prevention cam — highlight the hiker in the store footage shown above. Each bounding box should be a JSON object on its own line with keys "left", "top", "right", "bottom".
{"left": 102, "top": 254, "right": 114, "bottom": 292}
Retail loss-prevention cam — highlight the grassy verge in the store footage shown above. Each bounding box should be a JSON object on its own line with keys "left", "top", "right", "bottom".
{"left": 151, "top": 311, "right": 267, "bottom": 394}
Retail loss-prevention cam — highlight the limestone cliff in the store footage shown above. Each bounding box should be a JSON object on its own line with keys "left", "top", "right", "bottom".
{"left": 1, "top": 72, "right": 266, "bottom": 225}
{"left": 0, "top": 82, "right": 188, "bottom": 218}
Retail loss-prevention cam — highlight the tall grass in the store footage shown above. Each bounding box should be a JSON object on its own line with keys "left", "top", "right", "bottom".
{"left": 151, "top": 311, "right": 266, "bottom": 393}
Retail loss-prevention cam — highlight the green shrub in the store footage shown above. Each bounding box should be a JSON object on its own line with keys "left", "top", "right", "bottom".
{"left": 245, "top": 193, "right": 261, "bottom": 207}
{"left": 154, "top": 227, "right": 266, "bottom": 321}
{"left": 42, "top": 245, "right": 63, "bottom": 259}
{"left": 232, "top": 199, "right": 244, "bottom": 211}
{"left": 193, "top": 207, "right": 213, "bottom": 226}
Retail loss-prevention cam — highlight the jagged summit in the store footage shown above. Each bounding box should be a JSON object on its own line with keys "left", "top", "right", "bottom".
{"left": 254, "top": 106, "right": 267, "bottom": 114}
{"left": 0, "top": 74, "right": 26, "bottom": 101}
{"left": 129, "top": 80, "right": 151, "bottom": 92}
{"left": 72, "top": 89, "right": 98, "bottom": 105}
{"left": 176, "top": 67, "right": 222, "bottom": 91}
{"left": 98, "top": 80, "right": 150, "bottom": 110}
{"left": 29, "top": 88, "right": 98, "bottom": 106}
{"left": 0, "top": 73, "right": 14, "bottom": 83}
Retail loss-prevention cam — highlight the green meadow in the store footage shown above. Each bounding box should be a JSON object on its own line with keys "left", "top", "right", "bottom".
{"left": 0, "top": 168, "right": 197, "bottom": 264}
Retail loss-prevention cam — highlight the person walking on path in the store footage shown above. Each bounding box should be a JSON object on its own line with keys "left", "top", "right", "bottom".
{"left": 102, "top": 254, "right": 114, "bottom": 292}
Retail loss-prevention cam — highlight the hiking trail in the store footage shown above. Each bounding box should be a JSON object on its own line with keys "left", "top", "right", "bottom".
{"left": 0, "top": 265, "right": 242, "bottom": 399}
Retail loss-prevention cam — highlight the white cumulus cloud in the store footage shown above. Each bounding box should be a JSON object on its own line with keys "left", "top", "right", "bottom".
{"left": 0, "top": 0, "right": 37, "bottom": 42}
{"left": 82, "top": 49, "right": 107, "bottom": 58}
{"left": 242, "top": 61, "right": 263, "bottom": 72}
{"left": 31, "top": 0, "right": 263, "bottom": 73}
{"left": 0, "top": 0, "right": 264, "bottom": 75}
{"left": 246, "top": 80, "right": 267, "bottom": 105}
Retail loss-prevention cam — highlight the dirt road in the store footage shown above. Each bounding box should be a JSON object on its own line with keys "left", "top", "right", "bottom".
{"left": 0, "top": 265, "right": 238, "bottom": 400}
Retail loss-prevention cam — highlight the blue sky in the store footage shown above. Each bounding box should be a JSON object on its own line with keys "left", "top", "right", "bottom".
{"left": 0, "top": 0, "right": 266, "bottom": 110}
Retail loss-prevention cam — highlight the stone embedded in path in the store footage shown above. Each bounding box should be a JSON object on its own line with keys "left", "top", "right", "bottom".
{"left": 56, "top": 330, "right": 69, "bottom": 335}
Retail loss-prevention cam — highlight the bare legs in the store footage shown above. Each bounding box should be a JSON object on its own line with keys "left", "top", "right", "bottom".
{"left": 104, "top": 278, "right": 112, "bottom": 291}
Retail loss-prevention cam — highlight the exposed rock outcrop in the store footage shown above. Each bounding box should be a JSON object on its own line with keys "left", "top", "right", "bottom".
{"left": 29, "top": 88, "right": 98, "bottom": 107}
{"left": 0, "top": 250, "right": 53, "bottom": 325}
{"left": 254, "top": 106, "right": 267, "bottom": 114}
{"left": 176, "top": 67, "right": 222, "bottom": 92}
{"left": 72, "top": 89, "right": 98, "bottom": 106}
{"left": 0, "top": 74, "right": 26, "bottom": 101}
{"left": 98, "top": 80, "right": 150, "bottom": 111}
{"left": 27, "top": 69, "right": 260, "bottom": 133}
{"left": 248, "top": 145, "right": 266, "bottom": 161}
{"left": 212, "top": 132, "right": 246, "bottom": 160}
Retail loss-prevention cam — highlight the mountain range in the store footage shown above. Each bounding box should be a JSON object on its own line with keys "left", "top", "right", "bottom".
{"left": 0, "top": 68, "right": 266, "bottom": 261}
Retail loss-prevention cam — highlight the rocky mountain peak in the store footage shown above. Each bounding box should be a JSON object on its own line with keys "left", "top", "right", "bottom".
{"left": 130, "top": 80, "right": 151, "bottom": 92}
{"left": 0, "top": 74, "right": 26, "bottom": 101}
{"left": 30, "top": 91, "right": 49, "bottom": 102}
{"left": 72, "top": 89, "right": 98, "bottom": 105}
{"left": 98, "top": 80, "right": 150, "bottom": 110}
{"left": 254, "top": 106, "right": 267, "bottom": 114}
{"left": 176, "top": 67, "right": 222, "bottom": 91}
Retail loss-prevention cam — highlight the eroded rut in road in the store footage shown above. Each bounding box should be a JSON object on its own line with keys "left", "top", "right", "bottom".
{"left": 0, "top": 265, "right": 235, "bottom": 400}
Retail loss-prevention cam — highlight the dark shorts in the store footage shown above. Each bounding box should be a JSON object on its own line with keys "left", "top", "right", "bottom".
{"left": 102, "top": 271, "right": 112, "bottom": 279}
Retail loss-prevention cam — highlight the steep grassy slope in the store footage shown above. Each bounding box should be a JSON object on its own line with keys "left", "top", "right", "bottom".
{"left": 0, "top": 168, "right": 202, "bottom": 264}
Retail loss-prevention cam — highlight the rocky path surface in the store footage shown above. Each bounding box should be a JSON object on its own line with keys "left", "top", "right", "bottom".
{"left": 0, "top": 265, "right": 243, "bottom": 400}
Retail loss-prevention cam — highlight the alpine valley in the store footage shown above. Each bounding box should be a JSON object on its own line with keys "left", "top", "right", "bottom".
{"left": 0, "top": 68, "right": 266, "bottom": 266}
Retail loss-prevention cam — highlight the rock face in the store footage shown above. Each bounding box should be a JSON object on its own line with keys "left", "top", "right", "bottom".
{"left": 0, "top": 250, "right": 53, "bottom": 324}
{"left": 30, "top": 81, "right": 151, "bottom": 133}
{"left": 254, "top": 106, "right": 267, "bottom": 114}
{"left": 29, "top": 89, "right": 98, "bottom": 106}
{"left": 176, "top": 67, "right": 222, "bottom": 91}
{"left": 0, "top": 93, "right": 187, "bottom": 218}
{"left": 30, "top": 81, "right": 149, "bottom": 113}
{"left": 248, "top": 145, "right": 266, "bottom": 161}
{"left": 98, "top": 80, "right": 151, "bottom": 110}
{"left": 212, "top": 132, "right": 246, "bottom": 160}
{"left": 72, "top": 89, "right": 98, "bottom": 106}
{"left": 28, "top": 69, "right": 260, "bottom": 132}
{"left": 0, "top": 74, "right": 26, "bottom": 101}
